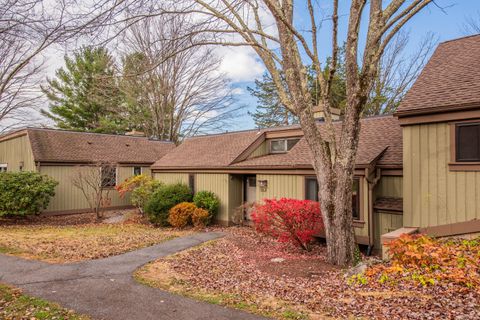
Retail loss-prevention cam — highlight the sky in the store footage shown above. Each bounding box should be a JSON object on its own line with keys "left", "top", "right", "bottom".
{"left": 228, "top": 0, "right": 480, "bottom": 130}
{"left": 38, "top": 1, "right": 480, "bottom": 132}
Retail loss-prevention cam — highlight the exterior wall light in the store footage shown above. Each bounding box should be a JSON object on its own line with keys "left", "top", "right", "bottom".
{"left": 258, "top": 180, "right": 268, "bottom": 192}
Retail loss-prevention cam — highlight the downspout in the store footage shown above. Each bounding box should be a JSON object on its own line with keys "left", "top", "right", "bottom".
{"left": 365, "top": 167, "right": 382, "bottom": 255}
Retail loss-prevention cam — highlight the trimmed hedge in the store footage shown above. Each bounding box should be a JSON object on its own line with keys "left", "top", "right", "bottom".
{"left": 193, "top": 191, "right": 220, "bottom": 225}
{"left": 145, "top": 183, "right": 192, "bottom": 226}
{"left": 0, "top": 171, "right": 58, "bottom": 216}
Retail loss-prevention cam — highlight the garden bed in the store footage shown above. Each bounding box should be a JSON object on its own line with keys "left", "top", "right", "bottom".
{"left": 0, "top": 283, "right": 89, "bottom": 320}
{"left": 0, "top": 210, "right": 189, "bottom": 263}
{"left": 135, "top": 227, "right": 480, "bottom": 320}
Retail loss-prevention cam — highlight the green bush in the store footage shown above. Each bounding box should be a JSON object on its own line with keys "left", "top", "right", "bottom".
{"left": 145, "top": 183, "right": 192, "bottom": 226}
{"left": 168, "top": 202, "right": 197, "bottom": 228}
{"left": 0, "top": 171, "right": 58, "bottom": 216}
{"left": 193, "top": 191, "right": 220, "bottom": 225}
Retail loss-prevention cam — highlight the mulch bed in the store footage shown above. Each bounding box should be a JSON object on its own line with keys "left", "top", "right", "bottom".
{"left": 141, "top": 227, "right": 480, "bottom": 319}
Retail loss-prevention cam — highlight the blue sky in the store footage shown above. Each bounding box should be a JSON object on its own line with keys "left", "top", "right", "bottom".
{"left": 231, "top": 0, "right": 480, "bottom": 130}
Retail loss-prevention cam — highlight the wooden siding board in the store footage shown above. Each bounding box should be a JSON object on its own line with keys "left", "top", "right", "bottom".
{"left": 40, "top": 165, "right": 131, "bottom": 212}
{"left": 195, "top": 173, "right": 230, "bottom": 222}
{"left": 248, "top": 141, "right": 267, "bottom": 159}
{"left": 404, "top": 122, "right": 480, "bottom": 229}
{"left": 153, "top": 173, "right": 189, "bottom": 185}
{"left": 0, "top": 134, "right": 36, "bottom": 172}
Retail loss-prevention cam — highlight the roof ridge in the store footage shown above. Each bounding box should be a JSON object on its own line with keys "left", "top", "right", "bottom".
{"left": 25, "top": 127, "right": 173, "bottom": 143}
{"left": 439, "top": 33, "right": 480, "bottom": 45}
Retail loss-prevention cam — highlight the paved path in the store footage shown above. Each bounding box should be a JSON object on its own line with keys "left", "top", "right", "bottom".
{"left": 0, "top": 232, "right": 266, "bottom": 320}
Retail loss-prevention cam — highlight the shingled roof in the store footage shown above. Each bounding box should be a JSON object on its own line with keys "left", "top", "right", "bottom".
{"left": 397, "top": 34, "right": 480, "bottom": 116}
{"left": 3, "top": 128, "right": 175, "bottom": 164}
{"left": 152, "top": 115, "right": 402, "bottom": 170}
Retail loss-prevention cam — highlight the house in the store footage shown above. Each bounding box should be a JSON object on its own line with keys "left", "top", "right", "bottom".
{"left": 151, "top": 114, "right": 403, "bottom": 249}
{"left": 152, "top": 34, "right": 480, "bottom": 249}
{"left": 0, "top": 128, "right": 174, "bottom": 214}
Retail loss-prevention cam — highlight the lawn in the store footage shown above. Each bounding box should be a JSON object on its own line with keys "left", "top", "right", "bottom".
{"left": 0, "top": 210, "right": 189, "bottom": 263}
{"left": 0, "top": 283, "right": 89, "bottom": 320}
{"left": 135, "top": 227, "right": 480, "bottom": 320}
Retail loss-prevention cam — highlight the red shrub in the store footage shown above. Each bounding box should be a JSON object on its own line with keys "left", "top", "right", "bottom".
{"left": 251, "top": 198, "right": 323, "bottom": 250}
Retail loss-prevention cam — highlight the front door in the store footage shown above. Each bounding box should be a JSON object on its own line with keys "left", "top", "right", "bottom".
{"left": 244, "top": 175, "right": 257, "bottom": 220}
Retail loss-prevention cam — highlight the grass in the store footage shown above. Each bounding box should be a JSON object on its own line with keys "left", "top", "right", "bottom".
{"left": 0, "top": 223, "right": 189, "bottom": 263}
{"left": 0, "top": 283, "right": 89, "bottom": 320}
{"left": 134, "top": 249, "right": 311, "bottom": 320}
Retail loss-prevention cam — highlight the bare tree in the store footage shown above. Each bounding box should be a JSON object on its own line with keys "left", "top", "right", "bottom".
{"left": 119, "top": 15, "right": 239, "bottom": 143}
{"left": 365, "top": 30, "right": 437, "bottom": 115}
{"left": 71, "top": 163, "right": 117, "bottom": 219}
{"left": 462, "top": 11, "right": 480, "bottom": 34}
{"left": 153, "top": 0, "right": 435, "bottom": 266}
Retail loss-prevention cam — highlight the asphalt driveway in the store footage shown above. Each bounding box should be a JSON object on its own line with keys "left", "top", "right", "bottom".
{"left": 0, "top": 232, "right": 266, "bottom": 320}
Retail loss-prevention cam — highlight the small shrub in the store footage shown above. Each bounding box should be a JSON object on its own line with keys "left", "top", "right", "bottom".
{"left": 145, "top": 183, "right": 192, "bottom": 226}
{"left": 193, "top": 191, "right": 220, "bottom": 225}
{"left": 116, "top": 174, "right": 163, "bottom": 212}
{"left": 251, "top": 198, "right": 323, "bottom": 251}
{"left": 364, "top": 234, "right": 480, "bottom": 288}
{"left": 192, "top": 207, "right": 210, "bottom": 228}
{"left": 0, "top": 171, "right": 58, "bottom": 216}
{"left": 168, "top": 202, "right": 197, "bottom": 228}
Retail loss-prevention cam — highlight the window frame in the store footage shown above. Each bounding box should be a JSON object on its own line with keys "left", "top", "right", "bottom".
{"left": 133, "top": 166, "right": 142, "bottom": 176}
{"left": 0, "top": 163, "right": 7, "bottom": 173}
{"left": 449, "top": 120, "right": 480, "bottom": 171}
{"left": 101, "top": 166, "right": 117, "bottom": 188}
{"left": 304, "top": 175, "right": 364, "bottom": 223}
{"left": 269, "top": 138, "right": 300, "bottom": 154}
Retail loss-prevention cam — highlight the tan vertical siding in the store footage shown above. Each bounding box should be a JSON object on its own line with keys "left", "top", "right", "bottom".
{"left": 248, "top": 141, "right": 267, "bottom": 158}
{"left": 255, "top": 174, "right": 304, "bottom": 200}
{"left": 375, "top": 212, "right": 403, "bottom": 248}
{"left": 40, "top": 165, "right": 131, "bottom": 212}
{"left": 403, "top": 122, "right": 480, "bottom": 228}
{"left": 153, "top": 172, "right": 189, "bottom": 185}
{"left": 376, "top": 176, "right": 403, "bottom": 199}
{"left": 195, "top": 173, "right": 230, "bottom": 221}
{"left": 0, "top": 134, "right": 36, "bottom": 172}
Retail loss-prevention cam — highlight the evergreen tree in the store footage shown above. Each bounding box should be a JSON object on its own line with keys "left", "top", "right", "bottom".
{"left": 41, "top": 46, "right": 126, "bottom": 133}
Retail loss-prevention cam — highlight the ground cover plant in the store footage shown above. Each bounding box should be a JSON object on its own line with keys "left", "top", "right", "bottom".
{"left": 0, "top": 172, "right": 58, "bottom": 217}
{"left": 0, "top": 210, "right": 188, "bottom": 263}
{"left": 0, "top": 283, "right": 89, "bottom": 320}
{"left": 136, "top": 227, "right": 480, "bottom": 320}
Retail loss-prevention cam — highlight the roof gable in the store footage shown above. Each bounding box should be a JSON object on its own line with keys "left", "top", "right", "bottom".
{"left": 397, "top": 35, "right": 480, "bottom": 116}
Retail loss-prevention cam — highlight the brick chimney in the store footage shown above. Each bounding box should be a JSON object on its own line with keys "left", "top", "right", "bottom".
{"left": 312, "top": 106, "right": 341, "bottom": 121}
{"left": 125, "top": 130, "right": 145, "bottom": 137}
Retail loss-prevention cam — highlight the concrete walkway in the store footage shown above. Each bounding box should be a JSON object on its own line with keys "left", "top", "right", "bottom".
{"left": 0, "top": 232, "right": 266, "bottom": 320}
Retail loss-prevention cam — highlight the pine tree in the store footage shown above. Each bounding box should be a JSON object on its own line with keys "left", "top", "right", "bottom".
{"left": 41, "top": 46, "right": 126, "bottom": 133}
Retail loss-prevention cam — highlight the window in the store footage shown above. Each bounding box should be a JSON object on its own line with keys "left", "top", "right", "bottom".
{"left": 189, "top": 174, "right": 195, "bottom": 193}
{"left": 19, "top": 161, "right": 24, "bottom": 172}
{"left": 455, "top": 122, "right": 480, "bottom": 162}
{"left": 305, "top": 177, "right": 318, "bottom": 201}
{"left": 352, "top": 178, "right": 360, "bottom": 220}
{"left": 101, "top": 166, "right": 117, "bottom": 188}
{"left": 305, "top": 176, "right": 361, "bottom": 220}
{"left": 0, "top": 164, "right": 7, "bottom": 173}
{"left": 269, "top": 138, "right": 300, "bottom": 153}
{"left": 133, "top": 166, "right": 142, "bottom": 176}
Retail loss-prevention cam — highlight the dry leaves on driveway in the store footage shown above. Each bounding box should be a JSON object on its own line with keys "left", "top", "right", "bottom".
{"left": 137, "top": 227, "right": 480, "bottom": 320}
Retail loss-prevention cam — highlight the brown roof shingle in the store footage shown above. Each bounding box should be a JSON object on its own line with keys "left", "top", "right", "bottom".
{"left": 152, "top": 115, "right": 402, "bottom": 170}
{"left": 397, "top": 34, "right": 480, "bottom": 116}
{"left": 152, "top": 130, "right": 264, "bottom": 169}
{"left": 23, "top": 128, "right": 174, "bottom": 164}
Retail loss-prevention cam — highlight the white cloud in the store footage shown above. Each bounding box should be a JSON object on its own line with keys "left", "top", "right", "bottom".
{"left": 217, "top": 47, "right": 265, "bottom": 82}
{"left": 231, "top": 87, "right": 244, "bottom": 95}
